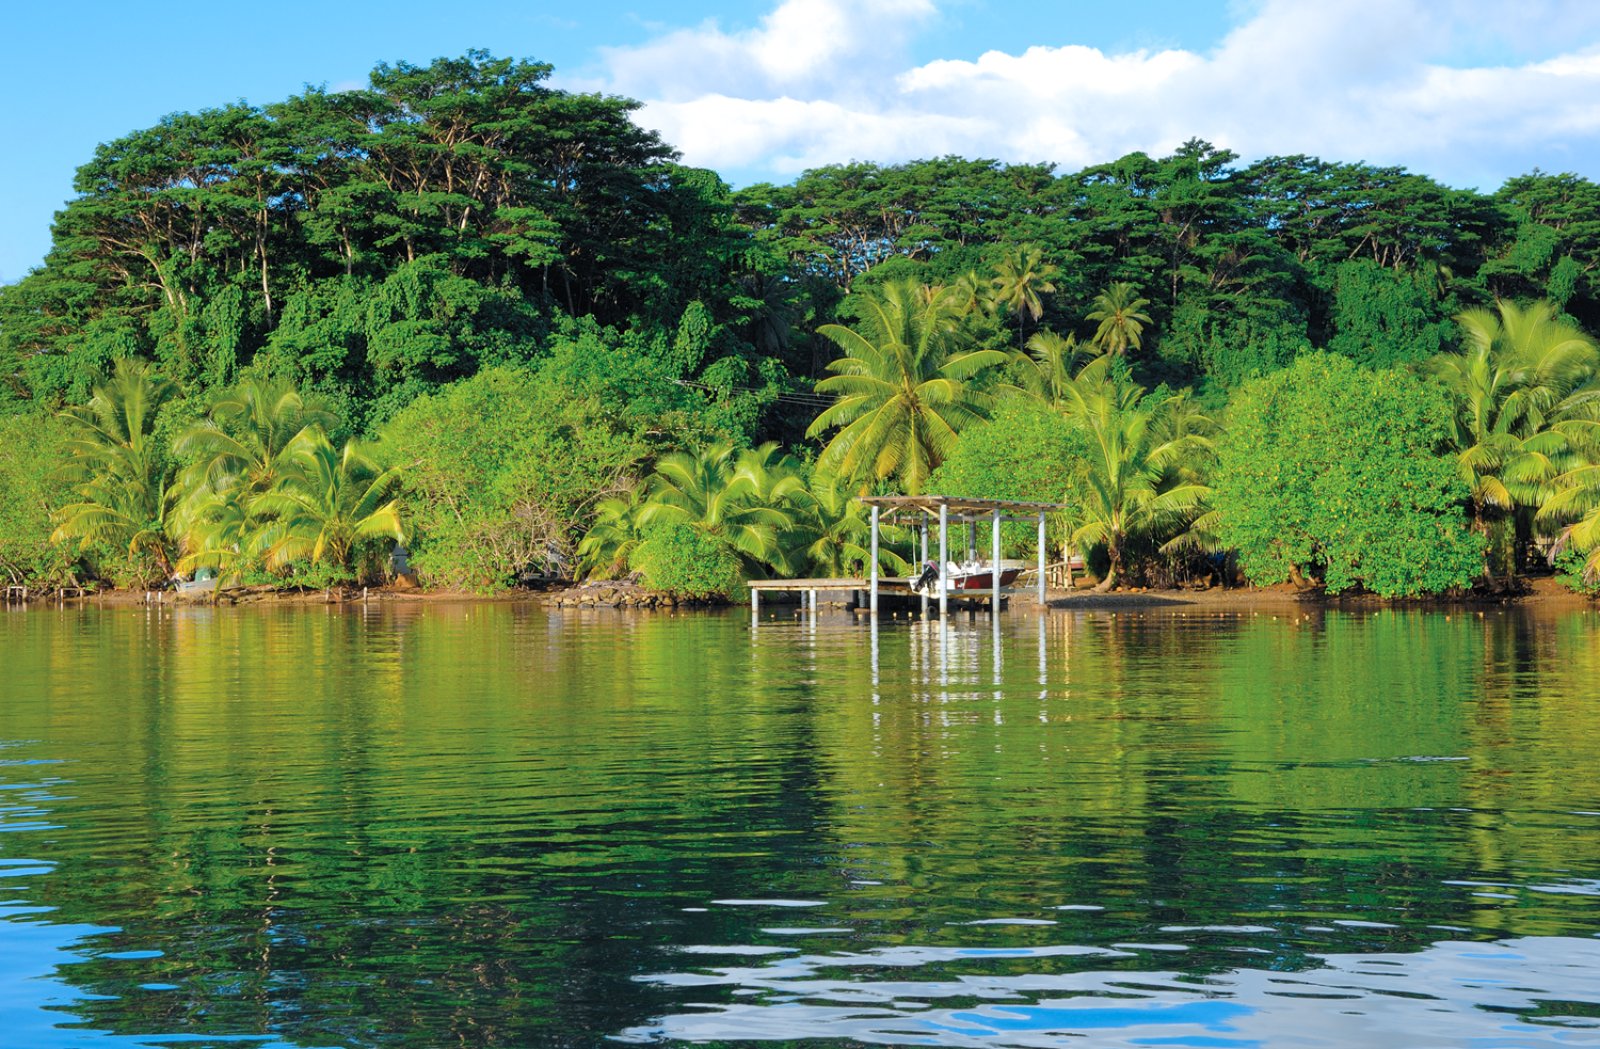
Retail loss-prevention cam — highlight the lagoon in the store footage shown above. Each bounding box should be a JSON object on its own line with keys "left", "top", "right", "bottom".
{"left": 2, "top": 602, "right": 1599, "bottom": 1047}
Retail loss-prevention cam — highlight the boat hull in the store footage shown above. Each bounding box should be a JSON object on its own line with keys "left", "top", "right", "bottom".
{"left": 947, "top": 567, "right": 1022, "bottom": 590}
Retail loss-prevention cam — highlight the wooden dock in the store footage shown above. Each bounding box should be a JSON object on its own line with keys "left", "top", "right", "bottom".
{"left": 747, "top": 578, "right": 1008, "bottom": 614}
{"left": 749, "top": 494, "right": 1063, "bottom": 619}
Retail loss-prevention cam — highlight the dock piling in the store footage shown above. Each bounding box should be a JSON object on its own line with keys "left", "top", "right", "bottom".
{"left": 869, "top": 505, "right": 880, "bottom": 616}
{"left": 938, "top": 503, "right": 949, "bottom": 620}
{"left": 991, "top": 508, "right": 1001, "bottom": 615}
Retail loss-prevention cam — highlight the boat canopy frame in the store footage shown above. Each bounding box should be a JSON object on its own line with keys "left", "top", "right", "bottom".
{"left": 856, "top": 494, "right": 1066, "bottom": 616}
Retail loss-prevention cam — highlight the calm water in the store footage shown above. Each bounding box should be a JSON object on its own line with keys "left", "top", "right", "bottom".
{"left": 2, "top": 602, "right": 1599, "bottom": 1048}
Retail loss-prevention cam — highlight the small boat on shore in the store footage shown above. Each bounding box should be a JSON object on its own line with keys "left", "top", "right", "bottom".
{"left": 911, "top": 559, "right": 1024, "bottom": 595}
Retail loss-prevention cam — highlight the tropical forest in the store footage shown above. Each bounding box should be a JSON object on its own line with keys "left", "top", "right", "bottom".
{"left": 4, "top": 51, "right": 1600, "bottom": 601}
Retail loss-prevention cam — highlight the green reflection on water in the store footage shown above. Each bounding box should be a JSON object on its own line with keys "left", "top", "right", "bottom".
{"left": 0, "top": 603, "right": 1598, "bottom": 1046}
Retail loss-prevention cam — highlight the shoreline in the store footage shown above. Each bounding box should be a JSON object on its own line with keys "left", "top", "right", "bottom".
{"left": 13, "top": 576, "right": 1593, "bottom": 614}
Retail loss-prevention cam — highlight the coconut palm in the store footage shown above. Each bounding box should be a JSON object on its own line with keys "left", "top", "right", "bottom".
{"left": 1085, "top": 282, "right": 1153, "bottom": 357}
{"left": 1539, "top": 458, "right": 1600, "bottom": 583}
{"left": 576, "top": 488, "right": 647, "bottom": 580}
{"left": 785, "top": 468, "right": 912, "bottom": 578}
{"left": 173, "top": 486, "right": 260, "bottom": 592}
{"left": 251, "top": 432, "right": 404, "bottom": 573}
{"left": 989, "top": 245, "right": 1059, "bottom": 347}
{"left": 1020, "top": 329, "right": 1089, "bottom": 407}
{"left": 637, "top": 441, "right": 805, "bottom": 576}
{"left": 1058, "top": 357, "right": 1215, "bottom": 590}
{"left": 948, "top": 269, "right": 994, "bottom": 318}
{"left": 1429, "top": 299, "right": 1600, "bottom": 575}
{"left": 175, "top": 375, "right": 338, "bottom": 502}
{"left": 807, "top": 278, "right": 1012, "bottom": 495}
{"left": 50, "top": 359, "right": 180, "bottom": 581}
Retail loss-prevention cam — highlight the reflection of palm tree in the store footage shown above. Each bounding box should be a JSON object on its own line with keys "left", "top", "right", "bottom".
{"left": 1085, "top": 283, "right": 1153, "bottom": 357}
{"left": 51, "top": 360, "right": 179, "bottom": 581}
{"left": 990, "top": 245, "right": 1059, "bottom": 347}
{"left": 808, "top": 279, "right": 1010, "bottom": 494}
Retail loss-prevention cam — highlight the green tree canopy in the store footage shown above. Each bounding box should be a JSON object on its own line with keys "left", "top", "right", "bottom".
{"left": 1214, "top": 353, "right": 1483, "bottom": 597}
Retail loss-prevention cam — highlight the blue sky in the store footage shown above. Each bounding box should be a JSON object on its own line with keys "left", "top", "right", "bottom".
{"left": 4, "top": 0, "right": 1600, "bottom": 285}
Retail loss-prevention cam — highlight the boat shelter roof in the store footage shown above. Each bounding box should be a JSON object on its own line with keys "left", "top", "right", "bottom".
{"left": 856, "top": 494, "right": 1063, "bottom": 522}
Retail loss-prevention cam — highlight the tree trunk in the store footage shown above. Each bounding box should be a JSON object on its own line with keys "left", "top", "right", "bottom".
{"left": 1094, "top": 539, "right": 1121, "bottom": 592}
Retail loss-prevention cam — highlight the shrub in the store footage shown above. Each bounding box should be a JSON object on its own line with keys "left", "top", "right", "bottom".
{"left": 1214, "top": 353, "right": 1483, "bottom": 597}
{"left": 629, "top": 523, "right": 742, "bottom": 600}
{"left": 1554, "top": 547, "right": 1600, "bottom": 596}
{"left": 0, "top": 413, "right": 77, "bottom": 587}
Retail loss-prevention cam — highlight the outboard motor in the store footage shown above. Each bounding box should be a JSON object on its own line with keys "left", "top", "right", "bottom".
{"left": 913, "top": 560, "right": 939, "bottom": 594}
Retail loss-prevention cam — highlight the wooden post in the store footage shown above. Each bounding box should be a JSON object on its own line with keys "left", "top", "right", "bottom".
{"left": 751, "top": 585, "right": 760, "bottom": 614}
{"left": 919, "top": 523, "right": 929, "bottom": 617}
{"left": 938, "top": 502, "right": 949, "bottom": 619}
{"left": 1037, "top": 512, "right": 1047, "bottom": 605}
{"left": 991, "top": 508, "right": 1002, "bottom": 615}
{"left": 869, "top": 505, "right": 880, "bottom": 616}
{"left": 808, "top": 588, "right": 817, "bottom": 612}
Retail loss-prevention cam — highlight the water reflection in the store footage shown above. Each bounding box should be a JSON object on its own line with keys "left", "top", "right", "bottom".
{"left": 624, "top": 934, "right": 1600, "bottom": 1046}
{"left": 0, "top": 603, "right": 1597, "bottom": 1047}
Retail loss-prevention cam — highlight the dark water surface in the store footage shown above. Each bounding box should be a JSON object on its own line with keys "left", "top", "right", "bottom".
{"left": 2, "top": 602, "right": 1599, "bottom": 1048}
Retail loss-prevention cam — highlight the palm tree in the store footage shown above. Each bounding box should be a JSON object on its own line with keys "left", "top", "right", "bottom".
{"left": 1428, "top": 299, "right": 1600, "bottom": 575}
{"left": 786, "top": 468, "right": 912, "bottom": 578}
{"left": 251, "top": 432, "right": 403, "bottom": 574}
{"left": 637, "top": 441, "right": 804, "bottom": 576}
{"left": 1020, "top": 329, "right": 1089, "bottom": 407}
{"left": 174, "top": 486, "right": 260, "bottom": 592}
{"left": 948, "top": 269, "right": 994, "bottom": 318}
{"left": 1058, "top": 357, "right": 1215, "bottom": 590}
{"left": 576, "top": 489, "right": 646, "bottom": 580}
{"left": 50, "top": 359, "right": 180, "bottom": 582}
{"left": 807, "top": 279, "right": 1012, "bottom": 495}
{"left": 989, "top": 245, "right": 1059, "bottom": 347}
{"left": 1085, "top": 282, "right": 1153, "bottom": 357}
{"left": 1539, "top": 455, "right": 1600, "bottom": 583}
{"left": 175, "top": 375, "right": 338, "bottom": 502}
{"left": 171, "top": 375, "right": 341, "bottom": 572}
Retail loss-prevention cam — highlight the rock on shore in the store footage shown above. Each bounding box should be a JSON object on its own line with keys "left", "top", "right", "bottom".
{"left": 539, "top": 580, "right": 724, "bottom": 610}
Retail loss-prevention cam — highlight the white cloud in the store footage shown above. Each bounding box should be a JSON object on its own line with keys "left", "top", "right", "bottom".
{"left": 594, "top": 0, "right": 1600, "bottom": 188}
{"left": 598, "top": 0, "right": 937, "bottom": 101}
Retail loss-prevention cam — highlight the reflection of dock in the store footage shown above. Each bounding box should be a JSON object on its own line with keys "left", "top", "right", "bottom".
{"left": 746, "top": 578, "right": 1006, "bottom": 613}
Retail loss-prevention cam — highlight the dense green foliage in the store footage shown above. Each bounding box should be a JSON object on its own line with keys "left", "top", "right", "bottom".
{"left": 0, "top": 412, "right": 74, "bottom": 586}
{"left": 6, "top": 51, "right": 1600, "bottom": 597}
{"left": 628, "top": 522, "right": 744, "bottom": 599}
{"left": 928, "top": 398, "right": 1088, "bottom": 554}
{"left": 1214, "top": 355, "right": 1485, "bottom": 596}
{"left": 383, "top": 365, "right": 643, "bottom": 590}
